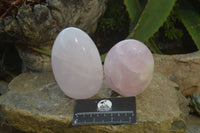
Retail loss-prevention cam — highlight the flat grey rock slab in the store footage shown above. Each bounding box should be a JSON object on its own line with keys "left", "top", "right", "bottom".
{"left": 0, "top": 72, "right": 188, "bottom": 133}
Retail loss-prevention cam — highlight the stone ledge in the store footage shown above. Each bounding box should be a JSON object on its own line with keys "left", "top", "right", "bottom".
{"left": 0, "top": 72, "right": 188, "bottom": 133}
{"left": 154, "top": 50, "right": 200, "bottom": 96}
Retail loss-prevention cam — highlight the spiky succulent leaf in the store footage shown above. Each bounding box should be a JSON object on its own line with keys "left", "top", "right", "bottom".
{"left": 191, "top": 93, "right": 200, "bottom": 115}
{"left": 178, "top": 0, "right": 200, "bottom": 50}
{"left": 100, "top": 53, "right": 106, "bottom": 62}
{"left": 124, "top": 0, "right": 141, "bottom": 27}
{"left": 197, "top": 94, "right": 200, "bottom": 105}
{"left": 145, "top": 39, "right": 162, "bottom": 54}
{"left": 127, "top": 0, "right": 176, "bottom": 42}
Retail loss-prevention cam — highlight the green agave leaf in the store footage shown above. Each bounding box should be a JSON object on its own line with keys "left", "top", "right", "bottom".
{"left": 30, "top": 46, "right": 107, "bottom": 63}
{"left": 194, "top": 101, "right": 200, "bottom": 115}
{"left": 178, "top": 0, "right": 200, "bottom": 50}
{"left": 29, "top": 46, "right": 51, "bottom": 56}
{"left": 198, "top": 95, "right": 200, "bottom": 104}
{"left": 128, "top": 0, "right": 176, "bottom": 42}
{"left": 124, "top": 0, "right": 142, "bottom": 27}
{"left": 145, "top": 39, "right": 162, "bottom": 54}
{"left": 100, "top": 53, "right": 107, "bottom": 62}
{"left": 191, "top": 93, "right": 200, "bottom": 114}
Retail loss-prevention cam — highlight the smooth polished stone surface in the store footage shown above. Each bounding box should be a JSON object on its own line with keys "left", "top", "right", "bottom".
{"left": 51, "top": 27, "right": 103, "bottom": 99}
{"left": 104, "top": 39, "right": 154, "bottom": 96}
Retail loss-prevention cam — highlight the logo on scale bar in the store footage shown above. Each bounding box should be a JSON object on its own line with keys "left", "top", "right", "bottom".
{"left": 97, "top": 99, "right": 112, "bottom": 112}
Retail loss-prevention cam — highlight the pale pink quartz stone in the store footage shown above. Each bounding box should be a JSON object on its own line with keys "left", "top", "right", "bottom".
{"left": 104, "top": 39, "right": 154, "bottom": 96}
{"left": 51, "top": 27, "right": 103, "bottom": 99}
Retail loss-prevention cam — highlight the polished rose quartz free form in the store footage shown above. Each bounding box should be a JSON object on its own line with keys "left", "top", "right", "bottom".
{"left": 104, "top": 39, "right": 154, "bottom": 96}
{"left": 51, "top": 27, "right": 103, "bottom": 99}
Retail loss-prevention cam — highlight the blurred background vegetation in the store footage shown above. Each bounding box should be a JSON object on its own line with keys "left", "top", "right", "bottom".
{"left": 1, "top": 0, "right": 200, "bottom": 81}
{"left": 94, "top": 0, "right": 200, "bottom": 55}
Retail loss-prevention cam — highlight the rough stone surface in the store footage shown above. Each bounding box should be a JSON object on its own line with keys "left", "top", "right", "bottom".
{"left": 0, "top": 0, "right": 107, "bottom": 72}
{"left": 154, "top": 50, "right": 200, "bottom": 97}
{"left": 185, "top": 115, "right": 200, "bottom": 133}
{"left": 16, "top": 45, "right": 52, "bottom": 72}
{"left": 0, "top": 72, "right": 188, "bottom": 133}
{"left": 0, "top": 0, "right": 107, "bottom": 44}
{"left": 0, "top": 81, "right": 9, "bottom": 95}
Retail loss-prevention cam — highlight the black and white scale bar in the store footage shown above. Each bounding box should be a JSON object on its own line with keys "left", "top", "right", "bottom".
{"left": 73, "top": 97, "right": 136, "bottom": 125}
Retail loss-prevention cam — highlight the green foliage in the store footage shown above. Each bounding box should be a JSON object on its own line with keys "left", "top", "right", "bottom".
{"left": 153, "top": 5, "right": 184, "bottom": 41}
{"left": 177, "top": 0, "right": 200, "bottom": 49}
{"left": 125, "top": 0, "right": 176, "bottom": 42}
{"left": 100, "top": 18, "right": 115, "bottom": 31}
{"left": 99, "top": 0, "right": 129, "bottom": 32}
{"left": 190, "top": 93, "right": 200, "bottom": 115}
{"left": 163, "top": 28, "right": 183, "bottom": 40}
{"left": 145, "top": 39, "right": 162, "bottom": 54}
{"left": 124, "top": 0, "right": 142, "bottom": 27}
{"left": 29, "top": 46, "right": 107, "bottom": 63}
{"left": 29, "top": 46, "right": 51, "bottom": 56}
{"left": 124, "top": 0, "right": 200, "bottom": 53}
{"left": 124, "top": 0, "right": 176, "bottom": 53}
{"left": 100, "top": 53, "right": 106, "bottom": 62}
{"left": 162, "top": 6, "right": 183, "bottom": 40}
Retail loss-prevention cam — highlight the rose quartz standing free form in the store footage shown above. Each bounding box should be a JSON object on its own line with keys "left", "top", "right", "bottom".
{"left": 104, "top": 39, "right": 154, "bottom": 96}
{"left": 51, "top": 27, "right": 103, "bottom": 99}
